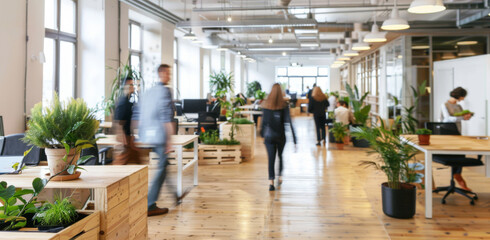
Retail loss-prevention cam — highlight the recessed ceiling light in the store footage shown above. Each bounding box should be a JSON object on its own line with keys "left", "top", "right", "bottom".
{"left": 408, "top": 0, "right": 446, "bottom": 14}
{"left": 456, "top": 41, "right": 478, "bottom": 46}
{"left": 412, "top": 45, "right": 430, "bottom": 49}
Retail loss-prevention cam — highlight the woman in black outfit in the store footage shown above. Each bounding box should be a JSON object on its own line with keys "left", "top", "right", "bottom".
{"left": 308, "top": 86, "right": 329, "bottom": 146}
{"left": 261, "top": 83, "right": 296, "bottom": 191}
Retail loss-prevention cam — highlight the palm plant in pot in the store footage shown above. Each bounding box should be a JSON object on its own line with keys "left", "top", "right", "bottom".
{"left": 329, "top": 122, "right": 348, "bottom": 150}
{"left": 415, "top": 128, "right": 432, "bottom": 145}
{"left": 351, "top": 122, "right": 420, "bottom": 219}
{"left": 345, "top": 83, "right": 371, "bottom": 147}
{"left": 23, "top": 94, "right": 99, "bottom": 180}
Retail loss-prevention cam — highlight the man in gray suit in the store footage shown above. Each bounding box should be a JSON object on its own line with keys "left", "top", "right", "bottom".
{"left": 137, "top": 64, "right": 175, "bottom": 216}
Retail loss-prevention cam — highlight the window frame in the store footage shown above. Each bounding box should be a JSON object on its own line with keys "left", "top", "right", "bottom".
{"left": 44, "top": 0, "right": 78, "bottom": 98}
{"left": 275, "top": 66, "right": 329, "bottom": 93}
{"left": 129, "top": 20, "right": 143, "bottom": 73}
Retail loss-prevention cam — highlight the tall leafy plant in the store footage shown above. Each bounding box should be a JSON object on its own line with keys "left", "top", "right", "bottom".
{"left": 351, "top": 121, "right": 419, "bottom": 189}
{"left": 246, "top": 81, "right": 262, "bottom": 98}
{"left": 345, "top": 83, "right": 371, "bottom": 126}
{"left": 329, "top": 122, "right": 348, "bottom": 143}
{"left": 100, "top": 59, "right": 143, "bottom": 116}
{"left": 393, "top": 80, "right": 427, "bottom": 134}
{"left": 210, "top": 71, "right": 234, "bottom": 99}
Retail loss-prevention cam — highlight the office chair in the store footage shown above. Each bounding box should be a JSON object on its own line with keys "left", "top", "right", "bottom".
{"left": 425, "top": 122, "right": 483, "bottom": 205}
{"left": 175, "top": 103, "right": 183, "bottom": 116}
{"left": 1, "top": 133, "right": 46, "bottom": 166}
{"left": 0, "top": 116, "right": 4, "bottom": 136}
{"left": 79, "top": 142, "right": 112, "bottom": 165}
{"left": 197, "top": 112, "right": 218, "bottom": 135}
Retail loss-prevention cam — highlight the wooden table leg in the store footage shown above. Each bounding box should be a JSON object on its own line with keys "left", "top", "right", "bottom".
{"left": 425, "top": 151, "right": 433, "bottom": 219}
{"left": 94, "top": 188, "right": 107, "bottom": 239}
{"left": 193, "top": 138, "right": 198, "bottom": 186}
{"left": 176, "top": 145, "right": 183, "bottom": 198}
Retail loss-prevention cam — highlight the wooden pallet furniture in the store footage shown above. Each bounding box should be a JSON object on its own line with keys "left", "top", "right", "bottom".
{"left": 0, "top": 166, "right": 148, "bottom": 240}
{"left": 3, "top": 211, "right": 100, "bottom": 240}
{"left": 199, "top": 144, "right": 241, "bottom": 165}
{"left": 165, "top": 149, "right": 194, "bottom": 165}
{"left": 220, "top": 123, "right": 255, "bottom": 161}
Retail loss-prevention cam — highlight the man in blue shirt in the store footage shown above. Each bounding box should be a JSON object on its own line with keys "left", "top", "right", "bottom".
{"left": 137, "top": 64, "right": 175, "bottom": 216}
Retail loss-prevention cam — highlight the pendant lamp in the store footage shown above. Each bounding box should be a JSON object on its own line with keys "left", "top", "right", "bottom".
{"left": 408, "top": 0, "right": 446, "bottom": 14}
{"left": 382, "top": 0, "right": 410, "bottom": 31}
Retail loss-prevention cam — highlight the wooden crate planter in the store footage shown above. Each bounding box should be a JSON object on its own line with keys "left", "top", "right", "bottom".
{"left": 3, "top": 211, "right": 100, "bottom": 240}
{"left": 156, "top": 149, "right": 194, "bottom": 165}
{"left": 199, "top": 144, "right": 241, "bottom": 165}
{"left": 220, "top": 123, "right": 255, "bottom": 161}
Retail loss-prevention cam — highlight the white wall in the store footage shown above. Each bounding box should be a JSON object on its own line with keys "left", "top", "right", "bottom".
{"left": 433, "top": 54, "right": 490, "bottom": 136}
{"left": 0, "top": 0, "right": 28, "bottom": 134}
{"left": 329, "top": 68, "right": 341, "bottom": 92}
{"left": 78, "top": 0, "right": 105, "bottom": 110}
{"left": 177, "top": 39, "right": 201, "bottom": 99}
{"left": 246, "top": 61, "right": 276, "bottom": 93}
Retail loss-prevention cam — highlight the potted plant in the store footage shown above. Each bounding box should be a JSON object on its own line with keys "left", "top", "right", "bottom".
{"left": 246, "top": 80, "right": 262, "bottom": 98}
{"left": 23, "top": 94, "right": 99, "bottom": 180}
{"left": 345, "top": 83, "right": 371, "bottom": 148}
{"left": 33, "top": 196, "right": 78, "bottom": 231}
{"left": 351, "top": 122, "right": 420, "bottom": 219}
{"left": 254, "top": 90, "right": 266, "bottom": 102}
{"left": 415, "top": 128, "right": 432, "bottom": 145}
{"left": 329, "top": 122, "right": 348, "bottom": 150}
{"left": 210, "top": 71, "right": 234, "bottom": 116}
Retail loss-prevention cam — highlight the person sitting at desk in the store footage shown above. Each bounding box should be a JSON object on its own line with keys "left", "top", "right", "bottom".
{"left": 334, "top": 101, "right": 354, "bottom": 125}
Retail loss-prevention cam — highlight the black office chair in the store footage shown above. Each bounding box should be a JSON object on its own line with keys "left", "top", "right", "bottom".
{"left": 1, "top": 133, "right": 46, "bottom": 166}
{"left": 425, "top": 122, "right": 483, "bottom": 205}
{"left": 0, "top": 116, "right": 4, "bottom": 136}
{"left": 175, "top": 103, "right": 183, "bottom": 116}
{"left": 79, "top": 142, "right": 112, "bottom": 165}
{"left": 197, "top": 112, "right": 218, "bottom": 135}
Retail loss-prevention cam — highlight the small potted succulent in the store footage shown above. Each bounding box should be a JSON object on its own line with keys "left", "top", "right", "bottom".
{"left": 329, "top": 122, "right": 348, "bottom": 150}
{"left": 415, "top": 128, "right": 432, "bottom": 145}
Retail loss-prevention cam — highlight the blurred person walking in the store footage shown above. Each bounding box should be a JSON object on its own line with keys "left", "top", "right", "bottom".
{"left": 261, "top": 83, "right": 296, "bottom": 191}
{"left": 308, "top": 87, "right": 329, "bottom": 146}
{"left": 137, "top": 64, "right": 175, "bottom": 216}
{"left": 113, "top": 75, "right": 140, "bottom": 165}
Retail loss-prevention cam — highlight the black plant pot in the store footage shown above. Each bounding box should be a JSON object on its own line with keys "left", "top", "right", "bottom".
{"left": 351, "top": 137, "right": 370, "bottom": 148}
{"left": 328, "top": 131, "right": 336, "bottom": 143}
{"left": 381, "top": 183, "right": 416, "bottom": 219}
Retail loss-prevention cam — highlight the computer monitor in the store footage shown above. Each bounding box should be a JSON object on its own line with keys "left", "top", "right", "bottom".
{"left": 182, "top": 99, "right": 207, "bottom": 114}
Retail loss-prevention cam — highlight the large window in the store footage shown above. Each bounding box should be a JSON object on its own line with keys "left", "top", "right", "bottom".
{"left": 129, "top": 21, "right": 142, "bottom": 73}
{"left": 43, "top": 0, "right": 77, "bottom": 104}
{"left": 275, "top": 66, "right": 329, "bottom": 95}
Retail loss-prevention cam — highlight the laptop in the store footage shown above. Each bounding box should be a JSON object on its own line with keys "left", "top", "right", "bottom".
{"left": 0, "top": 156, "right": 25, "bottom": 174}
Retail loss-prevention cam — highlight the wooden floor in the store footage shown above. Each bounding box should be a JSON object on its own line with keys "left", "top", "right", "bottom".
{"left": 147, "top": 117, "right": 490, "bottom": 240}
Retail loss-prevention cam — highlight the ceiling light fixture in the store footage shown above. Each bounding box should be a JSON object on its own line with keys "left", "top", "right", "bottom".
{"left": 240, "top": 55, "right": 247, "bottom": 58}
{"left": 216, "top": 47, "right": 228, "bottom": 51}
{"left": 364, "top": 24, "right": 387, "bottom": 43}
{"left": 268, "top": 36, "right": 273, "bottom": 44}
{"left": 343, "top": 50, "right": 359, "bottom": 57}
{"left": 183, "top": 31, "right": 197, "bottom": 40}
{"left": 411, "top": 45, "right": 430, "bottom": 49}
{"left": 408, "top": 0, "right": 446, "bottom": 14}
{"left": 282, "top": 52, "right": 287, "bottom": 56}
{"left": 300, "top": 43, "right": 319, "bottom": 48}
{"left": 294, "top": 29, "right": 319, "bottom": 34}
{"left": 352, "top": 35, "right": 371, "bottom": 51}
{"left": 227, "top": 15, "right": 232, "bottom": 22}
{"left": 382, "top": 0, "right": 410, "bottom": 31}
{"left": 456, "top": 41, "right": 478, "bottom": 46}
{"left": 192, "top": 39, "right": 203, "bottom": 44}
{"left": 337, "top": 56, "right": 350, "bottom": 61}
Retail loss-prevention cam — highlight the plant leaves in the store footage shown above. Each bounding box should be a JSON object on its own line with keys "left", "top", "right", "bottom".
{"left": 77, "top": 155, "right": 93, "bottom": 165}
{"left": 67, "top": 165, "right": 76, "bottom": 175}
{"left": 0, "top": 186, "right": 16, "bottom": 203}
{"left": 32, "top": 178, "right": 48, "bottom": 195}
{"left": 23, "top": 147, "right": 33, "bottom": 157}
{"left": 62, "top": 141, "right": 70, "bottom": 155}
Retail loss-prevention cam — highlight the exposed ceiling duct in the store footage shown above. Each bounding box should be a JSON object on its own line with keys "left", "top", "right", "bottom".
{"left": 177, "top": 18, "right": 317, "bottom": 29}
{"left": 119, "top": 0, "right": 182, "bottom": 24}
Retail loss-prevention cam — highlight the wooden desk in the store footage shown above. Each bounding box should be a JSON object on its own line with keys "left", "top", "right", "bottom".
{"left": 100, "top": 122, "right": 112, "bottom": 129}
{"left": 401, "top": 135, "right": 490, "bottom": 219}
{"left": 0, "top": 166, "right": 148, "bottom": 240}
{"left": 238, "top": 110, "right": 263, "bottom": 122}
{"left": 97, "top": 135, "right": 199, "bottom": 198}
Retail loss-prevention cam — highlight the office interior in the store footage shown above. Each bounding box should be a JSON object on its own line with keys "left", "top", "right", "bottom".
{"left": 1, "top": 0, "right": 490, "bottom": 239}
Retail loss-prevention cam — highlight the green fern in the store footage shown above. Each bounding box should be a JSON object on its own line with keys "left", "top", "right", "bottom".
{"left": 23, "top": 94, "right": 99, "bottom": 149}
{"left": 34, "top": 196, "right": 77, "bottom": 226}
